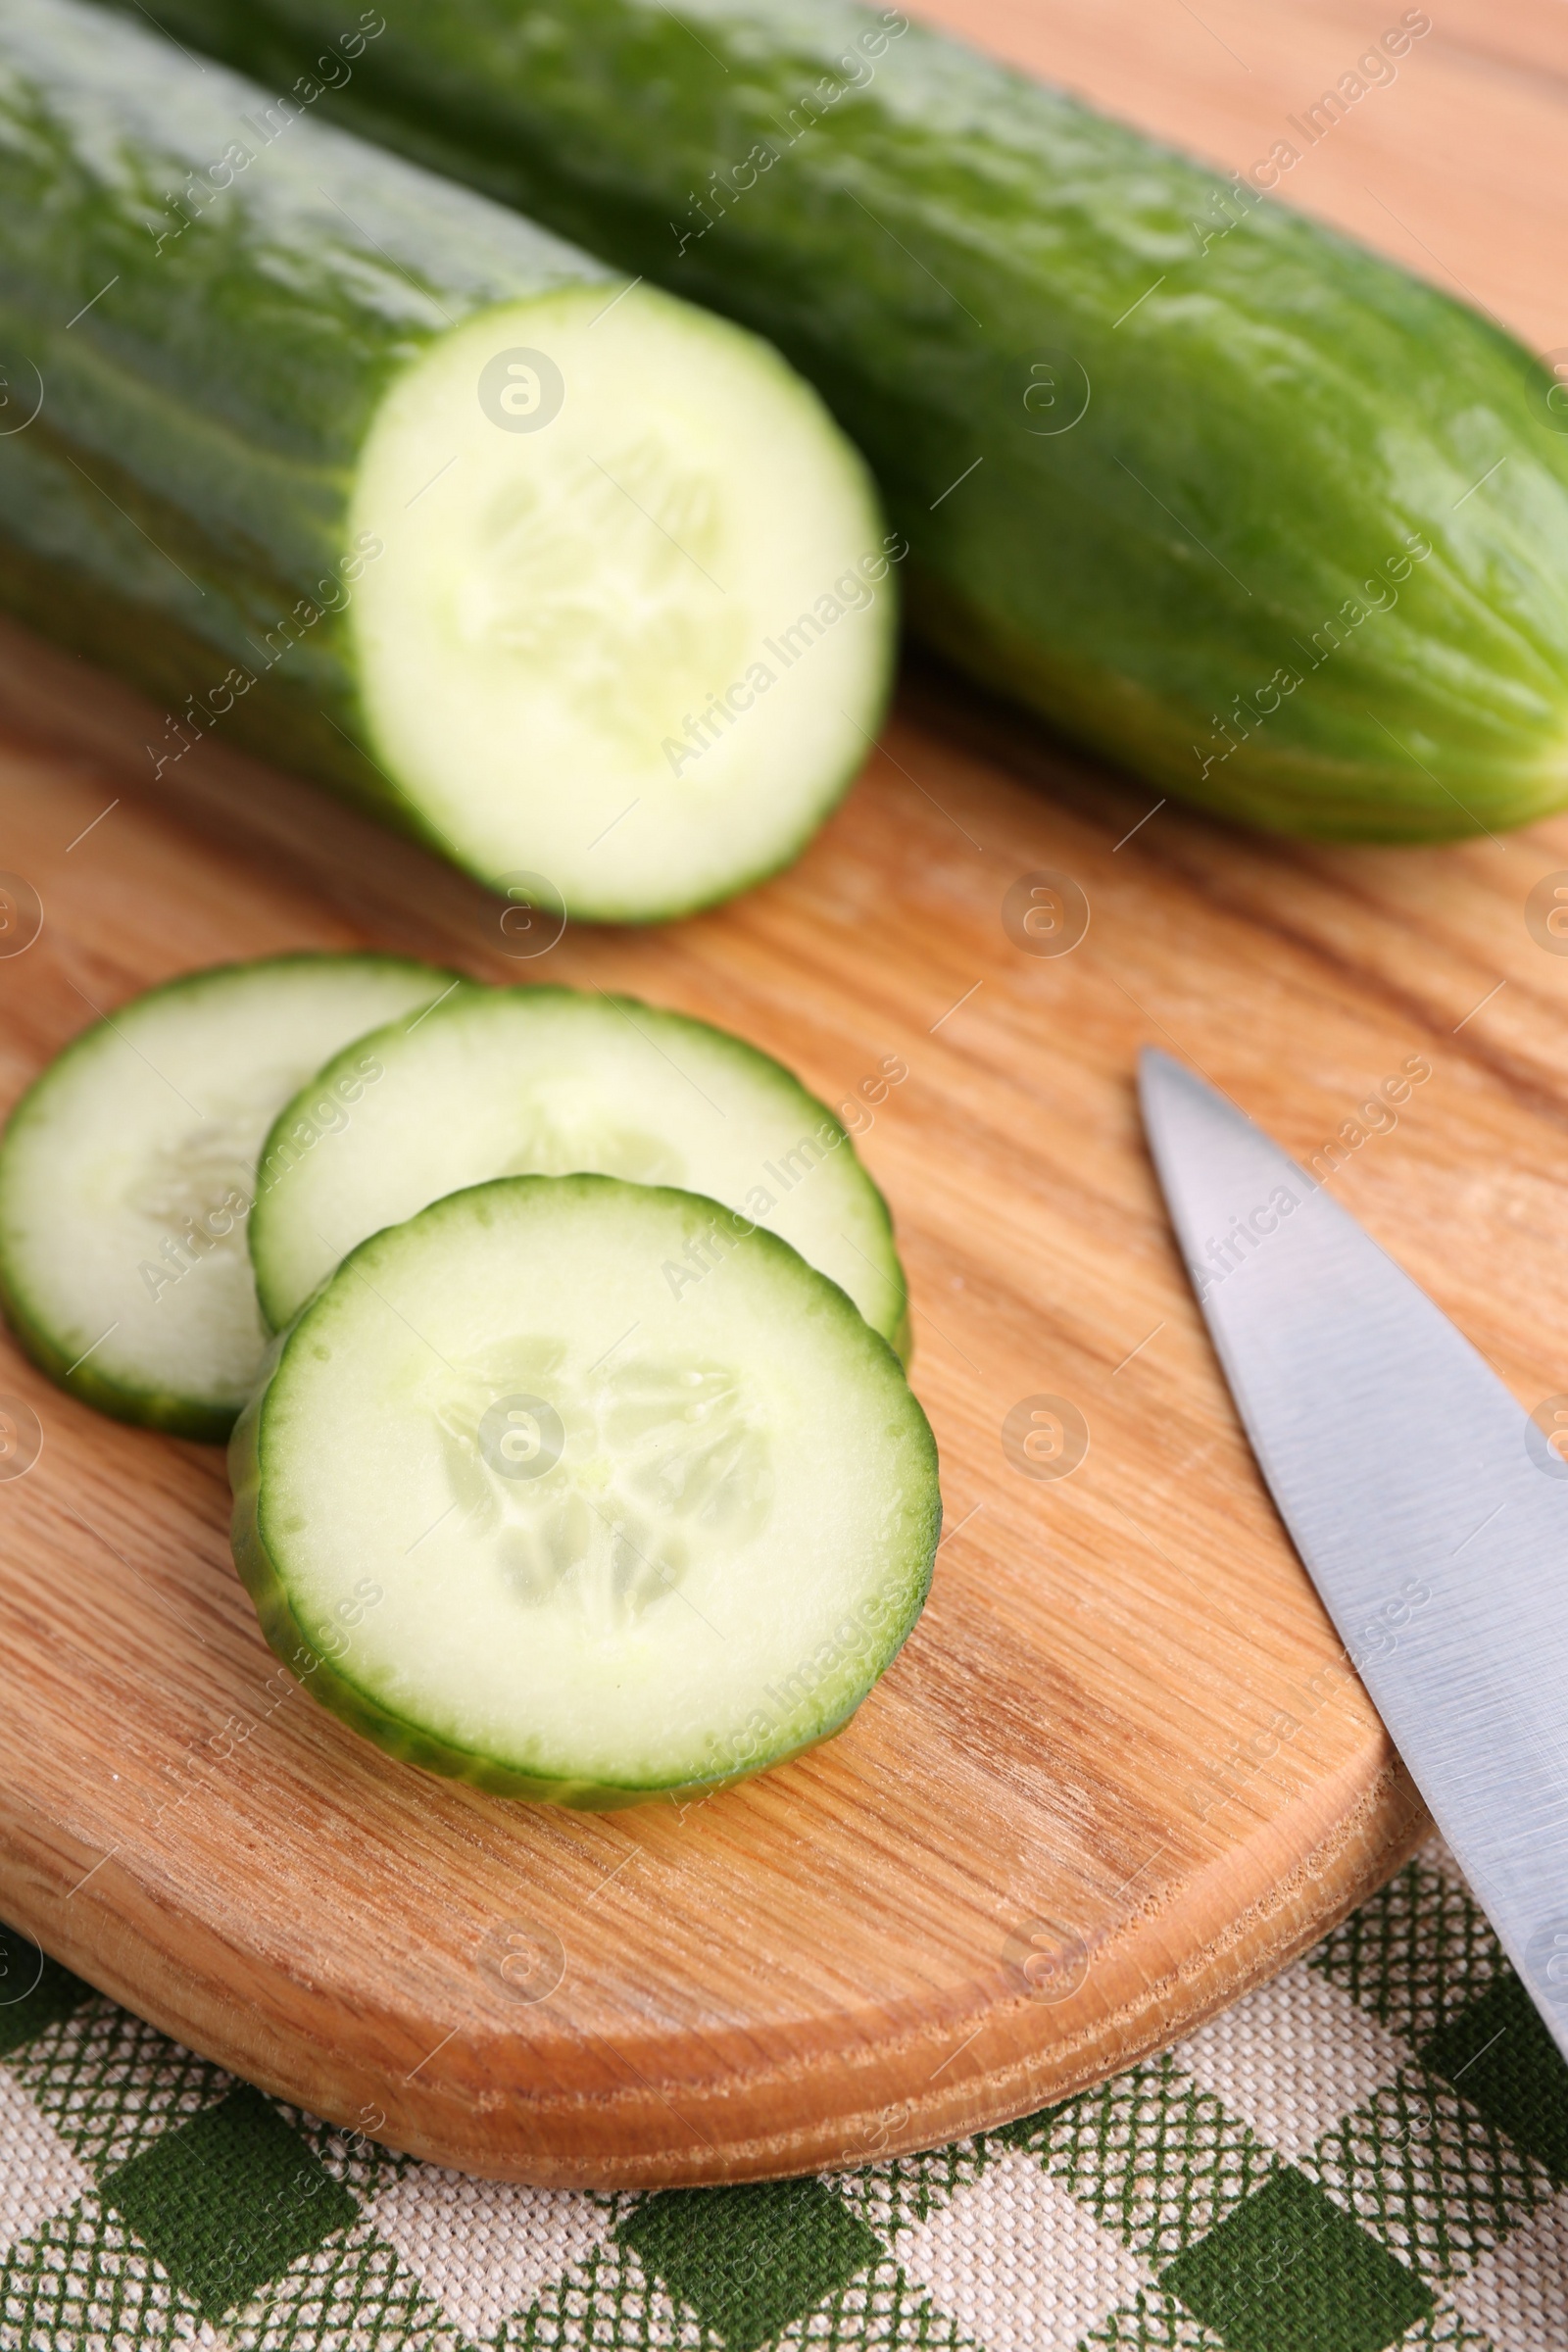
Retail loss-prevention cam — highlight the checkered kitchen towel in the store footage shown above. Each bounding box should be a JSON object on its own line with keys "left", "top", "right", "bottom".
{"left": 3, "top": 1838, "right": 1565, "bottom": 2352}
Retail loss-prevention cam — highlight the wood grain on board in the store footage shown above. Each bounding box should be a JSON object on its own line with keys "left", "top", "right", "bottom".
{"left": 0, "top": 0, "right": 1564, "bottom": 2184}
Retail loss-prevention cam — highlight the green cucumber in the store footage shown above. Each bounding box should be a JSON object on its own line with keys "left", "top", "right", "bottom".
{"left": 0, "top": 954, "right": 453, "bottom": 1438}
{"left": 0, "top": 0, "right": 893, "bottom": 921}
{"left": 229, "top": 1174, "right": 939, "bottom": 1804}
{"left": 148, "top": 0, "right": 1568, "bottom": 839}
{"left": 249, "top": 983, "right": 910, "bottom": 1356}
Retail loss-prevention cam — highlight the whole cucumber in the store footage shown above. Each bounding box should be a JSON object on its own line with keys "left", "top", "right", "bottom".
{"left": 128, "top": 0, "right": 1568, "bottom": 840}
{"left": 0, "top": 0, "right": 894, "bottom": 920}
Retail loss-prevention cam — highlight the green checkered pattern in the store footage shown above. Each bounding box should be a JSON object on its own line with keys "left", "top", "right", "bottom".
{"left": 3, "top": 1838, "right": 1564, "bottom": 2352}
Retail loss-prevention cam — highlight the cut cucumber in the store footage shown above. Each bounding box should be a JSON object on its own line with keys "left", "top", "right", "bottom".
{"left": 230, "top": 1175, "right": 939, "bottom": 1803}
{"left": 0, "top": 955, "right": 454, "bottom": 1438}
{"left": 155, "top": 0, "right": 1568, "bottom": 839}
{"left": 249, "top": 985, "right": 909, "bottom": 1356}
{"left": 0, "top": 0, "right": 893, "bottom": 920}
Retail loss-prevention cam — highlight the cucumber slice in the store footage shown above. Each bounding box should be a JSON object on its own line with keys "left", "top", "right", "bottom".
{"left": 0, "top": 0, "right": 894, "bottom": 922}
{"left": 249, "top": 985, "right": 909, "bottom": 1355}
{"left": 230, "top": 1175, "right": 940, "bottom": 1804}
{"left": 0, "top": 955, "right": 454, "bottom": 1438}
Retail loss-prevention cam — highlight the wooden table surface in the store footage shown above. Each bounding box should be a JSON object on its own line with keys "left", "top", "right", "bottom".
{"left": 0, "top": 0, "right": 1563, "bottom": 2184}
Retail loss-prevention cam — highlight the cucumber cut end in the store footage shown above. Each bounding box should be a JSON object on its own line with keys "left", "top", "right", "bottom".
{"left": 234, "top": 1175, "right": 939, "bottom": 1804}
{"left": 349, "top": 284, "right": 897, "bottom": 921}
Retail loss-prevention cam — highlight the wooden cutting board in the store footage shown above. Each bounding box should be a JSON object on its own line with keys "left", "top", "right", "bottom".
{"left": 1, "top": 0, "right": 1564, "bottom": 2188}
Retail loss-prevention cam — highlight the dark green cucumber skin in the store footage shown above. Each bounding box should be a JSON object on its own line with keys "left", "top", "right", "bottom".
{"left": 137, "top": 0, "right": 1568, "bottom": 839}
{"left": 0, "top": 0, "right": 612, "bottom": 862}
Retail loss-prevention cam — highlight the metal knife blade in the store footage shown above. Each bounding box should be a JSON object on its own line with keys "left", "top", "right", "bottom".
{"left": 1139, "top": 1048, "right": 1568, "bottom": 2060}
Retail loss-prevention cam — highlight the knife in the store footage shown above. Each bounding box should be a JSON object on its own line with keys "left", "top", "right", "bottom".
{"left": 1138, "top": 1047, "right": 1568, "bottom": 2062}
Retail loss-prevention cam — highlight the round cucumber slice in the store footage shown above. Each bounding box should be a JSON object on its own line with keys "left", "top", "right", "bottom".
{"left": 0, "top": 954, "right": 456, "bottom": 1438}
{"left": 230, "top": 1175, "right": 939, "bottom": 1804}
{"left": 249, "top": 985, "right": 909, "bottom": 1356}
{"left": 351, "top": 282, "right": 896, "bottom": 921}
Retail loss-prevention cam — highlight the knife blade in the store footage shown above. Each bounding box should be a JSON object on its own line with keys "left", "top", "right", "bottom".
{"left": 1138, "top": 1047, "right": 1568, "bottom": 2060}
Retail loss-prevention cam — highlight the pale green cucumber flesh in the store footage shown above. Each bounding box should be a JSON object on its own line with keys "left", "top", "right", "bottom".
{"left": 249, "top": 985, "right": 908, "bottom": 1354}
{"left": 0, "top": 954, "right": 454, "bottom": 1437}
{"left": 230, "top": 1175, "right": 940, "bottom": 1803}
{"left": 351, "top": 283, "right": 897, "bottom": 920}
